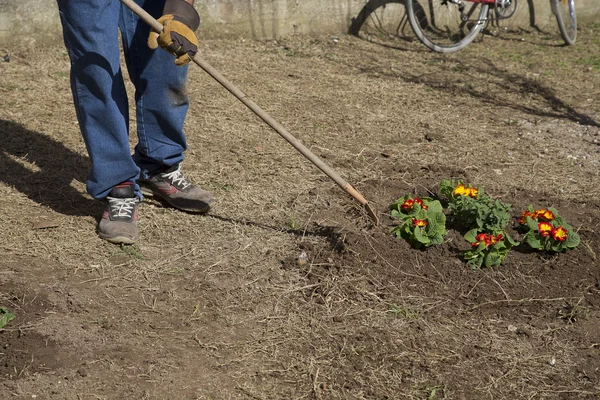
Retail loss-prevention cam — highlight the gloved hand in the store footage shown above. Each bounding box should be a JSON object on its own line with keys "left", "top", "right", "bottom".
{"left": 148, "top": 0, "right": 200, "bottom": 66}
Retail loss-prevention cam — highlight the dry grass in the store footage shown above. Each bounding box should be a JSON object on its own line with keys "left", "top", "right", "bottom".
{"left": 0, "top": 21, "right": 599, "bottom": 399}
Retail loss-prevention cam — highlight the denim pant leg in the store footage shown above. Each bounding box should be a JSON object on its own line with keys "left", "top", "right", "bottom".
{"left": 57, "top": 0, "right": 141, "bottom": 199}
{"left": 119, "top": 0, "right": 190, "bottom": 180}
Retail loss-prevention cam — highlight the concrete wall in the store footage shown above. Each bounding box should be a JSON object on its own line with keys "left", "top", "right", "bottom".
{"left": 0, "top": 0, "right": 598, "bottom": 46}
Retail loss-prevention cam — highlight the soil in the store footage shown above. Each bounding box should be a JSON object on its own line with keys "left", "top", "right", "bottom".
{"left": 1, "top": 16, "right": 600, "bottom": 400}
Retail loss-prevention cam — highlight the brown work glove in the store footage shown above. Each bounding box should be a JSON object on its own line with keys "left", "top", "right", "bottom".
{"left": 148, "top": 0, "right": 200, "bottom": 66}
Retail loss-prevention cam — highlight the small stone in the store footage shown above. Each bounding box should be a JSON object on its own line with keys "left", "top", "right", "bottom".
{"left": 77, "top": 368, "right": 88, "bottom": 377}
{"left": 297, "top": 251, "right": 308, "bottom": 266}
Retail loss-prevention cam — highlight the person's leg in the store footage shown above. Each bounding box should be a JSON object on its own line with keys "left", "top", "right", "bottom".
{"left": 119, "top": 0, "right": 214, "bottom": 213}
{"left": 57, "top": 0, "right": 141, "bottom": 199}
{"left": 58, "top": 0, "right": 141, "bottom": 243}
{"left": 119, "top": 0, "right": 189, "bottom": 179}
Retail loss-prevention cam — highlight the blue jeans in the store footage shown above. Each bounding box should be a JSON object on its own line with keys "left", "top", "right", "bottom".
{"left": 57, "top": 0, "right": 190, "bottom": 199}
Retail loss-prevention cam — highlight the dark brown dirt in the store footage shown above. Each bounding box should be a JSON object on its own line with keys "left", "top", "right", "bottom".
{"left": 1, "top": 16, "right": 599, "bottom": 400}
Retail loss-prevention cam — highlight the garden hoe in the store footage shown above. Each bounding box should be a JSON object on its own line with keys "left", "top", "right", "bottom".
{"left": 120, "top": 0, "right": 379, "bottom": 225}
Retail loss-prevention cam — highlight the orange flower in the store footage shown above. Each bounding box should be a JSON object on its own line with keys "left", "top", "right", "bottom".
{"left": 465, "top": 187, "right": 479, "bottom": 198}
{"left": 412, "top": 219, "right": 427, "bottom": 227}
{"left": 551, "top": 226, "right": 568, "bottom": 242}
{"left": 518, "top": 210, "right": 532, "bottom": 225}
{"left": 538, "top": 210, "right": 555, "bottom": 221}
{"left": 414, "top": 197, "right": 428, "bottom": 210}
{"left": 401, "top": 199, "right": 415, "bottom": 210}
{"left": 538, "top": 222, "right": 553, "bottom": 237}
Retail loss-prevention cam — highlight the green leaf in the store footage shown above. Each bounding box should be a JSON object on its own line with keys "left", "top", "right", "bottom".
{"left": 426, "top": 212, "right": 447, "bottom": 236}
{"left": 0, "top": 307, "right": 15, "bottom": 329}
{"left": 415, "top": 209, "right": 428, "bottom": 220}
{"left": 564, "top": 230, "right": 580, "bottom": 249}
{"left": 414, "top": 226, "right": 430, "bottom": 244}
{"left": 464, "top": 229, "right": 479, "bottom": 243}
{"left": 492, "top": 241, "right": 507, "bottom": 251}
{"left": 413, "top": 202, "right": 423, "bottom": 212}
{"left": 439, "top": 179, "right": 456, "bottom": 198}
{"left": 463, "top": 249, "right": 480, "bottom": 260}
{"left": 551, "top": 241, "right": 564, "bottom": 252}
{"left": 429, "top": 233, "right": 444, "bottom": 246}
{"left": 561, "top": 222, "right": 574, "bottom": 232}
{"left": 467, "top": 256, "right": 484, "bottom": 269}
{"left": 426, "top": 200, "right": 444, "bottom": 214}
{"left": 504, "top": 232, "right": 519, "bottom": 246}
{"left": 554, "top": 215, "right": 566, "bottom": 226}
{"left": 526, "top": 216, "right": 538, "bottom": 232}
{"left": 484, "top": 252, "right": 502, "bottom": 268}
{"left": 526, "top": 233, "right": 542, "bottom": 250}
{"left": 400, "top": 228, "right": 412, "bottom": 241}
{"left": 475, "top": 217, "right": 484, "bottom": 230}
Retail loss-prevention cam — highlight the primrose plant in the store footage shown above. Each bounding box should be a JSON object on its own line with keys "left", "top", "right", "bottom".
{"left": 440, "top": 179, "right": 519, "bottom": 268}
{"left": 517, "top": 206, "right": 580, "bottom": 252}
{"left": 462, "top": 229, "right": 519, "bottom": 269}
{"left": 439, "top": 179, "right": 512, "bottom": 234}
{"left": 389, "top": 194, "right": 447, "bottom": 249}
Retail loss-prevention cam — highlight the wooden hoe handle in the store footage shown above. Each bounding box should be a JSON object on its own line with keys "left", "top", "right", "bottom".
{"left": 119, "top": 0, "right": 379, "bottom": 224}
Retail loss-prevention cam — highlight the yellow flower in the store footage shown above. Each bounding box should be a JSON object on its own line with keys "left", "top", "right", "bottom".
{"left": 453, "top": 184, "right": 478, "bottom": 198}
{"left": 540, "top": 210, "right": 555, "bottom": 221}
{"left": 412, "top": 219, "right": 427, "bottom": 227}
{"left": 453, "top": 184, "right": 467, "bottom": 196}
{"left": 466, "top": 187, "right": 478, "bottom": 198}
{"left": 538, "top": 222, "right": 553, "bottom": 237}
{"left": 551, "top": 226, "right": 568, "bottom": 242}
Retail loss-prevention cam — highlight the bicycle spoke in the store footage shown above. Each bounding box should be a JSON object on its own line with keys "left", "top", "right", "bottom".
{"left": 407, "top": 0, "right": 488, "bottom": 52}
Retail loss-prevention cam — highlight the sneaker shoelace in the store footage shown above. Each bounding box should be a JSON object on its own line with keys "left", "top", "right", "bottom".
{"left": 107, "top": 197, "right": 137, "bottom": 218}
{"left": 163, "top": 165, "right": 192, "bottom": 190}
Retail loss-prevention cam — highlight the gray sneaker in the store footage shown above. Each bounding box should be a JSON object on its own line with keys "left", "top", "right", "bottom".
{"left": 97, "top": 182, "right": 140, "bottom": 244}
{"left": 139, "top": 164, "right": 214, "bottom": 213}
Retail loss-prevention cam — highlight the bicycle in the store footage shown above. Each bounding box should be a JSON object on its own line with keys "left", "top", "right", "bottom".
{"left": 405, "top": 0, "right": 577, "bottom": 53}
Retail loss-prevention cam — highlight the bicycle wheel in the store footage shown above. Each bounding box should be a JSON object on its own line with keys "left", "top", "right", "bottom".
{"left": 551, "top": 0, "right": 576, "bottom": 45}
{"left": 351, "top": 0, "right": 415, "bottom": 45}
{"left": 406, "top": 0, "right": 489, "bottom": 53}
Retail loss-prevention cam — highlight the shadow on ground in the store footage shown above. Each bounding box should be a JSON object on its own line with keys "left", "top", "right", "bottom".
{"left": 0, "top": 119, "right": 99, "bottom": 217}
{"left": 354, "top": 56, "right": 599, "bottom": 127}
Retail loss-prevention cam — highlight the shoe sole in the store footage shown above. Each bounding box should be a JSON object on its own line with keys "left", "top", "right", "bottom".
{"left": 98, "top": 233, "right": 138, "bottom": 244}
{"left": 140, "top": 186, "right": 212, "bottom": 213}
